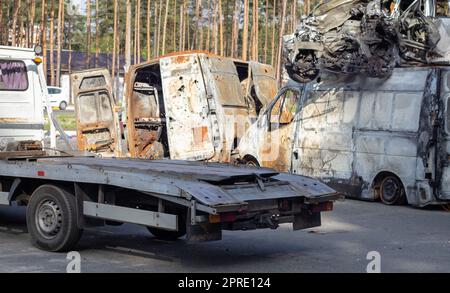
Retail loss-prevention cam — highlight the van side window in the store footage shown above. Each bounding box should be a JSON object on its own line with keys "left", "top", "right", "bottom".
{"left": 0, "top": 60, "right": 28, "bottom": 91}
{"left": 80, "top": 76, "right": 106, "bottom": 89}
{"left": 271, "top": 90, "right": 298, "bottom": 125}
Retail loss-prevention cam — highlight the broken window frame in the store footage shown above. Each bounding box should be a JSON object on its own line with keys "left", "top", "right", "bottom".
{"left": 266, "top": 88, "right": 302, "bottom": 130}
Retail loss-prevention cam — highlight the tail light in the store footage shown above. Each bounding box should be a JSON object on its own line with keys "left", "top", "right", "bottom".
{"left": 312, "top": 201, "right": 333, "bottom": 213}
{"left": 209, "top": 213, "right": 237, "bottom": 224}
{"left": 279, "top": 199, "right": 291, "bottom": 211}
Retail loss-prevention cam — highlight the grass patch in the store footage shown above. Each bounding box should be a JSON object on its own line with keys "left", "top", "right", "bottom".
{"left": 44, "top": 112, "right": 77, "bottom": 131}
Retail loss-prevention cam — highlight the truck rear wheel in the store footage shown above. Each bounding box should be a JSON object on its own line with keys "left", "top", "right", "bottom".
{"left": 27, "top": 185, "right": 83, "bottom": 252}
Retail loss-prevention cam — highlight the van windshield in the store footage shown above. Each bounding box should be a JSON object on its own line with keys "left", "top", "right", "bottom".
{"left": 0, "top": 60, "right": 28, "bottom": 91}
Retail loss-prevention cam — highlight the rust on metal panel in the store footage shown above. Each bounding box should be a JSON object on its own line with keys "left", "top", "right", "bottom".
{"left": 118, "top": 51, "right": 279, "bottom": 164}
{"left": 173, "top": 55, "right": 192, "bottom": 64}
{"left": 129, "top": 51, "right": 220, "bottom": 73}
{"left": 71, "top": 68, "right": 118, "bottom": 154}
{"left": 250, "top": 62, "right": 278, "bottom": 106}
{"left": 202, "top": 55, "right": 247, "bottom": 107}
{"left": 160, "top": 53, "right": 215, "bottom": 160}
{"left": 0, "top": 118, "right": 27, "bottom": 123}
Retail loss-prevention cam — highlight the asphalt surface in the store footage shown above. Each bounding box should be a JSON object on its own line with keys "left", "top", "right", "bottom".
{"left": 0, "top": 199, "right": 449, "bottom": 273}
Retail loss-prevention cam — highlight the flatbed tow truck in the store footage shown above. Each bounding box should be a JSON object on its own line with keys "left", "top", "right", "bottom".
{"left": 0, "top": 45, "right": 339, "bottom": 252}
{"left": 0, "top": 153, "right": 338, "bottom": 252}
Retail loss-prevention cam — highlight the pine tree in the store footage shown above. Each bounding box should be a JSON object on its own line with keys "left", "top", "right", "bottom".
{"left": 95, "top": 0, "right": 99, "bottom": 67}
{"left": 49, "top": 0, "right": 55, "bottom": 85}
{"left": 86, "top": 0, "right": 91, "bottom": 68}
{"left": 162, "top": 0, "right": 169, "bottom": 55}
{"left": 242, "top": 0, "right": 249, "bottom": 60}
{"left": 56, "top": 0, "right": 64, "bottom": 86}
{"left": 11, "top": 0, "right": 21, "bottom": 46}
{"left": 276, "top": 0, "right": 287, "bottom": 85}
{"left": 125, "top": 0, "right": 132, "bottom": 70}
{"left": 146, "top": 0, "right": 151, "bottom": 60}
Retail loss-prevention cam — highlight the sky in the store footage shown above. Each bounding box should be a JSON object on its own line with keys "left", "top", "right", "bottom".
{"left": 70, "top": 0, "right": 84, "bottom": 14}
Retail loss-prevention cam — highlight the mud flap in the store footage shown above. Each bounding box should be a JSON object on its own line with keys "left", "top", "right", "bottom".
{"left": 186, "top": 213, "right": 222, "bottom": 243}
{"left": 293, "top": 211, "right": 321, "bottom": 231}
{"left": 186, "top": 223, "right": 222, "bottom": 242}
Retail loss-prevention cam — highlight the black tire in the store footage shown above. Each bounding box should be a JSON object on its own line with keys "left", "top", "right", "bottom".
{"left": 285, "top": 51, "right": 320, "bottom": 84}
{"left": 379, "top": 176, "right": 406, "bottom": 205}
{"left": 59, "top": 101, "right": 67, "bottom": 111}
{"left": 27, "top": 185, "right": 83, "bottom": 252}
{"left": 147, "top": 212, "right": 186, "bottom": 241}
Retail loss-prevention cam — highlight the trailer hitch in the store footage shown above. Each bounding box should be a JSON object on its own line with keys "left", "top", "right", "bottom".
{"left": 259, "top": 214, "right": 280, "bottom": 230}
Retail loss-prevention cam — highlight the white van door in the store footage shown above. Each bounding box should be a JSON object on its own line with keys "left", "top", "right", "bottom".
{"left": 0, "top": 59, "right": 44, "bottom": 149}
{"left": 159, "top": 54, "right": 215, "bottom": 161}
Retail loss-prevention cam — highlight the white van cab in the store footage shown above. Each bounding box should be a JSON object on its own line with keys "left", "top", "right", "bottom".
{"left": 0, "top": 45, "right": 59, "bottom": 151}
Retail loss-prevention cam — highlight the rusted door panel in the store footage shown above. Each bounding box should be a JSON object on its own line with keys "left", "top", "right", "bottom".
{"left": 160, "top": 55, "right": 215, "bottom": 161}
{"left": 200, "top": 55, "right": 247, "bottom": 107}
{"left": 439, "top": 69, "right": 450, "bottom": 199}
{"left": 250, "top": 62, "right": 278, "bottom": 107}
{"left": 71, "top": 69, "right": 118, "bottom": 154}
{"left": 200, "top": 55, "right": 250, "bottom": 162}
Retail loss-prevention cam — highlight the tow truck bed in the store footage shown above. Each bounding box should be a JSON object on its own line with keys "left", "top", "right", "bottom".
{"left": 0, "top": 155, "right": 339, "bottom": 251}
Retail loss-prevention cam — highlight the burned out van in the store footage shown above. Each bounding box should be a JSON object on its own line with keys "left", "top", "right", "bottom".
{"left": 238, "top": 67, "right": 450, "bottom": 207}
{"left": 72, "top": 52, "right": 278, "bottom": 162}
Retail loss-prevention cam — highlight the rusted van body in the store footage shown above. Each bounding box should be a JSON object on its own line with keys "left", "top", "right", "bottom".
{"left": 72, "top": 52, "right": 278, "bottom": 163}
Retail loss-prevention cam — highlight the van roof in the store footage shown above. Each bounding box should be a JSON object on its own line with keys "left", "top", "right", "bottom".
{"left": 130, "top": 50, "right": 269, "bottom": 72}
{"left": 0, "top": 46, "right": 36, "bottom": 60}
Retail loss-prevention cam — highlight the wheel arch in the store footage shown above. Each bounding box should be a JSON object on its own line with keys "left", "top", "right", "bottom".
{"left": 241, "top": 154, "right": 261, "bottom": 167}
{"left": 7, "top": 178, "right": 75, "bottom": 204}
{"left": 370, "top": 171, "right": 408, "bottom": 202}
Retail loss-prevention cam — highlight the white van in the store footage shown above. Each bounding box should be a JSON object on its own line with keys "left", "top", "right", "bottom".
{"left": 238, "top": 67, "right": 450, "bottom": 207}
{"left": 0, "top": 46, "right": 51, "bottom": 152}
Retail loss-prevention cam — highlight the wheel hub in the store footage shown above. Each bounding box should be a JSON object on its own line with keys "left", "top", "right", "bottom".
{"left": 36, "top": 200, "right": 62, "bottom": 239}
{"left": 382, "top": 178, "right": 399, "bottom": 201}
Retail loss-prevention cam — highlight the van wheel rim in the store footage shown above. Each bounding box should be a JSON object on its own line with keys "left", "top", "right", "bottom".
{"left": 381, "top": 177, "right": 400, "bottom": 202}
{"left": 36, "top": 200, "right": 62, "bottom": 239}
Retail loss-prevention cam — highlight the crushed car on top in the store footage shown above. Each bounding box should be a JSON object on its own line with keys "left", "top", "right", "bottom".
{"left": 283, "top": 0, "right": 450, "bottom": 83}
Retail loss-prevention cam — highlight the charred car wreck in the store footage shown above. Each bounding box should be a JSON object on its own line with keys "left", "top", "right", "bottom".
{"left": 283, "top": 0, "right": 448, "bottom": 83}
{"left": 72, "top": 52, "right": 278, "bottom": 164}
